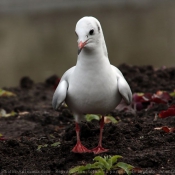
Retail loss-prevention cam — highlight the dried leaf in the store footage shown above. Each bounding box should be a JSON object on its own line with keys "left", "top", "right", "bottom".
{"left": 18, "top": 111, "right": 29, "bottom": 116}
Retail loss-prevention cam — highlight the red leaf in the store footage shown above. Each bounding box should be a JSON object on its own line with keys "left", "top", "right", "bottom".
{"left": 143, "top": 93, "right": 152, "bottom": 101}
{"left": 151, "top": 91, "right": 171, "bottom": 104}
{"left": 133, "top": 91, "right": 172, "bottom": 111}
{"left": 0, "top": 136, "right": 6, "bottom": 141}
{"left": 156, "top": 91, "right": 171, "bottom": 101}
{"left": 162, "top": 126, "right": 170, "bottom": 133}
{"left": 155, "top": 126, "right": 175, "bottom": 133}
{"left": 162, "top": 126, "right": 175, "bottom": 133}
{"left": 132, "top": 93, "right": 151, "bottom": 110}
{"left": 169, "top": 104, "right": 175, "bottom": 108}
{"left": 159, "top": 106, "right": 175, "bottom": 118}
{"left": 132, "top": 93, "right": 150, "bottom": 103}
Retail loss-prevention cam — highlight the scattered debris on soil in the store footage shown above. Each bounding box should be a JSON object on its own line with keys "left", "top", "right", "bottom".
{"left": 0, "top": 64, "right": 175, "bottom": 174}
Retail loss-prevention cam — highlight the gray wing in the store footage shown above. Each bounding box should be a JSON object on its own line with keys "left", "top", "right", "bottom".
{"left": 111, "top": 65, "right": 132, "bottom": 105}
{"left": 52, "top": 66, "right": 75, "bottom": 109}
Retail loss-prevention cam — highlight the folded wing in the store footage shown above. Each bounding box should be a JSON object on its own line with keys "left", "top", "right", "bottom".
{"left": 52, "top": 66, "right": 75, "bottom": 110}
{"left": 111, "top": 65, "right": 132, "bottom": 105}
{"left": 52, "top": 80, "right": 68, "bottom": 109}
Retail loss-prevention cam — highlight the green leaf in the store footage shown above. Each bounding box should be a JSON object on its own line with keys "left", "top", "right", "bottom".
{"left": 42, "top": 144, "right": 48, "bottom": 147}
{"left": 85, "top": 114, "right": 100, "bottom": 122}
{"left": 69, "top": 166, "right": 82, "bottom": 174}
{"left": 0, "top": 89, "right": 16, "bottom": 97}
{"left": 104, "top": 116, "right": 118, "bottom": 124}
{"left": 37, "top": 145, "right": 42, "bottom": 151}
{"left": 104, "top": 155, "right": 110, "bottom": 160}
{"left": 9, "top": 111, "right": 17, "bottom": 116}
{"left": 70, "top": 164, "right": 97, "bottom": 174}
{"left": 0, "top": 109, "right": 6, "bottom": 117}
{"left": 84, "top": 163, "right": 101, "bottom": 171}
{"left": 110, "top": 155, "right": 123, "bottom": 165}
{"left": 78, "top": 164, "right": 95, "bottom": 173}
{"left": 170, "top": 91, "right": 175, "bottom": 97}
{"left": 49, "top": 134, "right": 55, "bottom": 138}
{"left": 84, "top": 164, "right": 91, "bottom": 169}
{"left": 94, "top": 169, "right": 105, "bottom": 175}
{"left": 69, "top": 163, "right": 101, "bottom": 174}
{"left": 107, "top": 158, "right": 112, "bottom": 169}
{"left": 116, "top": 162, "right": 134, "bottom": 175}
{"left": 37, "top": 144, "right": 48, "bottom": 151}
{"left": 69, "top": 155, "right": 134, "bottom": 175}
{"left": 93, "top": 156, "right": 110, "bottom": 170}
{"left": 51, "top": 142, "right": 60, "bottom": 147}
{"left": 0, "top": 109, "right": 17, "bottom": 117}
{"left": 93, "top": 162, "right": 104, "bottom": 169}
{"left": 137, "top": 93, "right": 144, "bottom": 96}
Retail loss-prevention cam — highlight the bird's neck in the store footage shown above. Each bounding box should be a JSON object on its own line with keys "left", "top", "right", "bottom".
{"left": 76, "top": 48, "right": 110, "bottom": 69}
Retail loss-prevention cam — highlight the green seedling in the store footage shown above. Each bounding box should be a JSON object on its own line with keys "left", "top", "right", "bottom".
{"left": 69, "top": 155, "right": 134, "bottom": 175}
{"left": 49, "top": 134, "right": 55, "bottom": 138}
{"left": 85, "top": 114, "right": 100, "bottom": 122}
{"left": 85, "top": 114, "right": 118, "bottom": 124}
{"left": 0, "top": 89, "right": 16, "bottom": 97}
{"left": 51, "top": 141, "right": 61, "bottom": 147}
{"left": 0, "top": 109, "right": 17, "bottom": 117}
{"left": 169, "top": 91, "right": 175, "bottom": 97}
{"left": 104, "top": 116, "right": 118, "bottom": 124}
{"left": 37, "top": 141, "right": 60, "bottom": 151}
{"left": 37, "top": 144, "right": 48, "bottom": 151}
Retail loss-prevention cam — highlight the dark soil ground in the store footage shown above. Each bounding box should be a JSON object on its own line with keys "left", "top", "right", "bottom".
{"left": 0, "top": 64, "right": 175, "bottom": 175}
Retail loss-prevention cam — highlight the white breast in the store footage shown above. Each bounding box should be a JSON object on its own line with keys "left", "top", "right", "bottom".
{"left": 66, "top": 62, "right": 122, "bottom": 114}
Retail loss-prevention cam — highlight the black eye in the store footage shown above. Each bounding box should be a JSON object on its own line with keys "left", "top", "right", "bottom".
{"left": 89, "top": 29, "right": 94, "bottom": 35}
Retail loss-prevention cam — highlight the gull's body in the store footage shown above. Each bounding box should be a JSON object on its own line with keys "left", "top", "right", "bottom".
{"left": 52, "top": 16, "right": 132, "bottom": 154}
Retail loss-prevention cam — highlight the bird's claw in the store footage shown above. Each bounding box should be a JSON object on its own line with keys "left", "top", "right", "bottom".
{"left": 72, "top": 142, "right": 92, "bottom": 153}
{"left": 91, "top": 145, "right": 108, "bottom": 154}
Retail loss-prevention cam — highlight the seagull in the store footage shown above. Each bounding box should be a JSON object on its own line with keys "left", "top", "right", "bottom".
{"left": 52, "top": 16, "right": 132, "bottom": 154}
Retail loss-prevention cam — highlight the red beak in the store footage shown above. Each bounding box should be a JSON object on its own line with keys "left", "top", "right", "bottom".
{"left": 78, "top": 41, "right": 87, "bottom": 55}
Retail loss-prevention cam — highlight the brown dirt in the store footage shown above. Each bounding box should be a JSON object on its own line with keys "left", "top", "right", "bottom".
{"left": 0, "top": 64, "right": 175, "bottom": 175}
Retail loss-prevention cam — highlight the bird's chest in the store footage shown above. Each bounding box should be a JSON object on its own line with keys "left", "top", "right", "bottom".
{"left": 66, "top": 68, "right": 118, "bottom": 113}
{"left": 71, "top": 74, "right": 110, "bottom": 96}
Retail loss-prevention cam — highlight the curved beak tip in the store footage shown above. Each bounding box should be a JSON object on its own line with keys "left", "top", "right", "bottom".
{"left": 78, "top": 48, "right": 82, "bottom": 55}
{"left": 78, "top": 41, "right": 86, "bottom": 55}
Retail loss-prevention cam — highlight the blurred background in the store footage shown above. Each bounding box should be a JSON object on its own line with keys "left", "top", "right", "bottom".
{"left": 0, "top": 0, "right": 175, "bottom": 87}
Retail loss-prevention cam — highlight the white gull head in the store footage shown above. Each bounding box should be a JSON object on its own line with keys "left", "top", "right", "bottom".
{"left": 75, "top": 16, "right": 108, "bottom": 57}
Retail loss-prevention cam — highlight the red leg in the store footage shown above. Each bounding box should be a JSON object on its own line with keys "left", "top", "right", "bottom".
{"left": 72, "top": 122, "right": 91, "bottom": 153}
{"left": 91, "top": 116, "right": 108, "bottom": 154}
